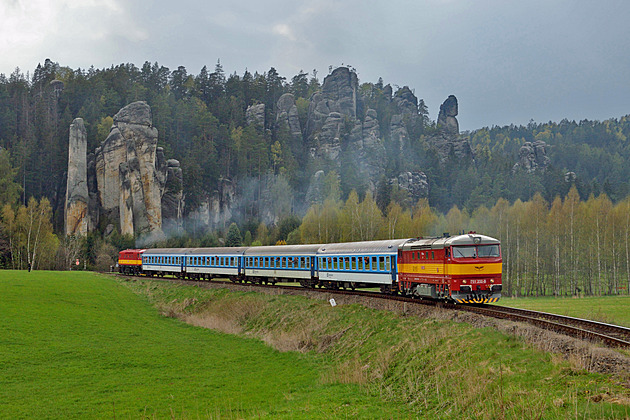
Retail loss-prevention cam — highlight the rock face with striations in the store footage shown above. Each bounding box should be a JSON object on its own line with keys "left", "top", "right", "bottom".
{"left": 65, "top": 118, "right": 89, "bottom": 236}
{"left": 275, "top": 93, "right": 303, "bottom": 143}
{"left": 93, "top": 101, "right": 182, "bottom": 239}
{"left": 389, "top": 86, "right": 418, "bottom": 151}
{"left": 513, "top": 140, "right": 551, "bottom": 173}
{"left": 246, "top": 103, "right": 266, "bottom": 128}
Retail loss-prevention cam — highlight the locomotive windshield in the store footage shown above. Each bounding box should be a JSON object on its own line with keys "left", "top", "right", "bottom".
{"left": 452, "top": 244, "right": 500, "bottom": 258}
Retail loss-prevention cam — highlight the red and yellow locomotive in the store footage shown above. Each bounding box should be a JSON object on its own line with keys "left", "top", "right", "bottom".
{"left": 117, "top": 249, "right": 145, "bottom": 275}
{"left": 398, "top": 233, "right": 502, "bottom": 303}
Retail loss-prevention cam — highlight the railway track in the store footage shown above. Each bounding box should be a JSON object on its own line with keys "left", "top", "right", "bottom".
{"left": 461, "top": 304, "right": 630, "bottom": 349}
{"left": 122, "top": 274, "right": 630, "bottom": 349}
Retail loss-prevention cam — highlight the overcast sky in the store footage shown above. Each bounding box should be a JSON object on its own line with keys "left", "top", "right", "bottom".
{"left": 1, "top": 0, "right": 629, "bottom": 130}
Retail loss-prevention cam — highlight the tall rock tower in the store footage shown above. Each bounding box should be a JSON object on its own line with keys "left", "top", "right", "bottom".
{"left": 65, "top": 118, "right": 89, "bottom": 236}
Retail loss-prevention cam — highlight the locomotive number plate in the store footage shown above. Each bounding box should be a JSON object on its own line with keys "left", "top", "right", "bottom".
{"left": 470, "top": 279, "right": 486, "bottom": 284}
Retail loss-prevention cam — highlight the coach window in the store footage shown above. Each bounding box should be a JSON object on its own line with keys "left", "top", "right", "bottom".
{"left": 432, "top": 251, "right": 435, "bottom": 260}
{"left": 378, "top": 256, "right": 384, "bottom": 271}
{"left": 385, "top": 257, "right": 391, "bottom": 271}
{"left": 351, "top": 257, "right": 356, "bottom": 270}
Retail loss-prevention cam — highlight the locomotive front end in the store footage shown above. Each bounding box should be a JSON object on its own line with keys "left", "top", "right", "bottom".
{"left": 446, "top": 234, "right": 502, "bottom": 303}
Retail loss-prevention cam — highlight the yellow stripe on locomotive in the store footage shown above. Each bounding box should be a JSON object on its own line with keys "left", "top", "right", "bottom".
{"left": 118, "top": 259, "right": 142, "bottom": 266}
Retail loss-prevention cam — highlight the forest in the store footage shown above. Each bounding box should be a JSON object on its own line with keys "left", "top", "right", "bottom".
{"left": 0, "top": 58, "right": 629, "bottom": 297}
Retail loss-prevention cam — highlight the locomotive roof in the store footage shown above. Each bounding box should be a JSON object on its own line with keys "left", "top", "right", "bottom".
{"left": 244, "top": 244, "right": 323, "bottom": 256}
{"left": 317, "top": 239, "right": 413, "bottom": 255}
{"left": 402, "top": 234, "right": 500, "bottom": 250}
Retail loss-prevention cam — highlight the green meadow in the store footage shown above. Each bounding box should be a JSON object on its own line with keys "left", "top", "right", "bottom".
{"left": 0, "top": 271, "right": 410, "bottom": 418}
{"left": 500, "top": 295, "right": 630, "bottom": 327}
{"left": 1, "top": 271, "right": 629, "bottom": 419}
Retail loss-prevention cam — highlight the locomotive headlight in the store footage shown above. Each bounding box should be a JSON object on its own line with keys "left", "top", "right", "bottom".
{"left": 462, "top": 280, "right": 467, "bottom": 284}
{"left": 490, "top": 279, "right": 494, "bottom": 283}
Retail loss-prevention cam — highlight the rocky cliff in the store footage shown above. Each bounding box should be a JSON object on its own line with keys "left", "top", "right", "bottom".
{"left": 65, "top": 101, "right": 183, "bottom": 241}
{"left": 305, "top": 67, "right": 385, "bottom": 185}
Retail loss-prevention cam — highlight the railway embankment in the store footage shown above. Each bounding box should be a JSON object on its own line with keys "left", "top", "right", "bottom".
{"left": 121, "top": 276, "right": 630, "bottom": 418}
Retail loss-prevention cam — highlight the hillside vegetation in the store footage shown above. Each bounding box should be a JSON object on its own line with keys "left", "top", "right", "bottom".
{"left": 1, "top": 60, "right": 630, "bottom": 299}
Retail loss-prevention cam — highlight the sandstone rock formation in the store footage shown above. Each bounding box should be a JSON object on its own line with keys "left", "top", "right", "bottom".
{"left": 246, "top": 103, "right": 265, "bottom": 128}
{"left": 162, "top": 159, "right": 184, "bottom": 233}
{"left": 389, "top": 86, "right": 419, "bottom": 151}
{"left": 60, "top": 101, "right": 185, "bottom": 241}
{"left": 65, "top": 118, "right": 89, "bottom": 236}
{"left": 95, "top": 101, "right": 164, "bottom": 237}
{"left": 437, "top": 95, "right": 459, "bottom": 134}
{"left": 513, "top": 140, "right": 551, "bottom": 173}
{"left": 426, "top": 95, "right": 473, "bottom": 162}
{"left": 394, "top": 171, "right": 429, "bottom": 203}
{"left": 305, "top": 67, "right": 385, "bottom": 186}
{"left": 188, "top": 178, "right": 235, "bottom": 231}
{"left": 275, "top": 93, "right": 303, "bottom": 143}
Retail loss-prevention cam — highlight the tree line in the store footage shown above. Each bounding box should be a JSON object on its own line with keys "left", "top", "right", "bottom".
{"left": 1, "top": 59, "right": 629, "bottom": 297}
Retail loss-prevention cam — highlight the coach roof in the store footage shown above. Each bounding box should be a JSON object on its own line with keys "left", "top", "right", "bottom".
{"left": 317, "top": 239, "right": 413, "bottom": 255}
{"left": 244, "top": 244, "right": 322, "bottom": 256}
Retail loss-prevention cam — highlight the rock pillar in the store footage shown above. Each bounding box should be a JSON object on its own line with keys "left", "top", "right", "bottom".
{"left": 65, "top": 118, "right": 89, "bottom": 236}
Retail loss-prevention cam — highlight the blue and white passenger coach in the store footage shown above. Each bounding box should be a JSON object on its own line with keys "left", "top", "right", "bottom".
{"left": 142, "top": 248, "right": 188, "bottom": 277}
{"left": 316, "top": 239, "right": 411, "bottom": 292}
{"left": 242, "top": 244, "right": 322, "bottom": 285}
{"left": 186, "top": 247, "right": 247, "bottom": 281}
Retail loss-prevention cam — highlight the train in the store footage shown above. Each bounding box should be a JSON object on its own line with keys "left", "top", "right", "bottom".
{"left": 117, "top": 232, "right": 502, "bottom": 304}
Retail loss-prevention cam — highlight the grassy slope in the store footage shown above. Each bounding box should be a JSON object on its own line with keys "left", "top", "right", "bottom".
{"left": 499, "top": 295, "right": 630, "bottom": 327}
{"left": 123, "top": 278, "right": 630, "bottom": 419}
{"left": 0, "top": 271, "right": 411, "bottom": 419}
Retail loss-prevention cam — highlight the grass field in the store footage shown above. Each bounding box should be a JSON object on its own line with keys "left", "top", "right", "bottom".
{"left": 499, "top": 295, "right": 630, "bottom": 327}
{"left": 1, "top": 271, "right": 629, "bottom": 419}
{"left": 0, "top": 271, "right": 412, "bottom": 418}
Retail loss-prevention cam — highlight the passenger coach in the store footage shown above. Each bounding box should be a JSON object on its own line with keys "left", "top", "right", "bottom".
{"left": 316, "top": 239, "right": 409, "bottom": 293}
